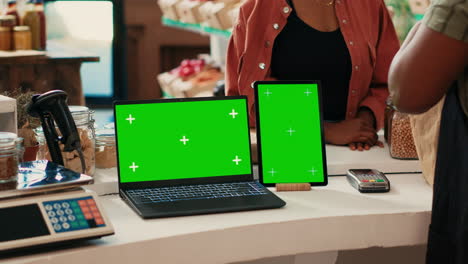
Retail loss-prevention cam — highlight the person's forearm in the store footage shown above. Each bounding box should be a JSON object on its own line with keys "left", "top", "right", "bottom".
{"left": 388, "top": 22, "right": 423, "bottom": 111}
{"left": 323, "top": 122, "right": 333, "bottom": 144}
{"left": 357, "top": 107, "right": 376, "bottom": 128}
{"left": 359, "top": 108, "right": 376, "bottom": 128}
{"left": 389, "top": 24, "right": 467, "bottom": 114}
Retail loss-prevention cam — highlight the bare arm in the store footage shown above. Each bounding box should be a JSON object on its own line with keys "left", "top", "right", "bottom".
{"left": 389, "top": 24, "right": 468, "bottom": 114}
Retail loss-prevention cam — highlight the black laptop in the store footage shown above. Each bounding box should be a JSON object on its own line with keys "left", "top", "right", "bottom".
{"left": 114, "top": 96, "right": 286, "bottom": 218}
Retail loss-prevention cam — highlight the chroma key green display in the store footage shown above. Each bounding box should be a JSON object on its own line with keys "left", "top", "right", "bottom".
{"left": 255, "top": 82, "right": 327, "bottom": 185}
{"left": 115, "top": 98, "right": 252, "bottom": 183}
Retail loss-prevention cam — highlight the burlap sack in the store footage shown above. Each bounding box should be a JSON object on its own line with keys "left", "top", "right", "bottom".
{"left": 409, "top": 97, "right": 445, "bottom": 185}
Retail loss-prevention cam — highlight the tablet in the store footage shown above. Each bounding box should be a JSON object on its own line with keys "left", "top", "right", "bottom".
{"left": 254, "top": 81, "right": 328, "bottom": 186}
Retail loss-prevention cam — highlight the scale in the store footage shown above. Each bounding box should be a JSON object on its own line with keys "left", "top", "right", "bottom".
{"left": 0, "top": 161, "right": 114, "bottom": 253}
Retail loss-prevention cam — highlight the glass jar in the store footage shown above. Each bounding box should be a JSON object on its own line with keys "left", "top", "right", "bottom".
{"left": 384, "top": 97, "right": 395, "bottom": 143}
{"left": 0, "top": 132, "right": 19, "bottom": 183}
{"left": 36, "top": 106, "right": 96, "bottom": 176}
{"left": 15, "top": 137, "right": 24, "bottom": 163}
{"left": 0, "top": 26, "right": 11, "bottom": 51}
{"left": 13, "top": 26, "right": 32, "bottom": 50}
{"left": 0, "top": 15, "right": 17, "bottom": 28}
{"left": 95, "top": 129, "right": 117, "bottom": 169}
{"left": 385, "top": 100, "right": 418, "bottom": 160}
{"left": 0, "top": 15, "right": 17, "bottom": 51}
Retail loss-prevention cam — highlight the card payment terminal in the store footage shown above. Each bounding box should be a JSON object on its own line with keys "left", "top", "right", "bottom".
{"left": 346, "top": 169, "right": 390, "bottom": 193}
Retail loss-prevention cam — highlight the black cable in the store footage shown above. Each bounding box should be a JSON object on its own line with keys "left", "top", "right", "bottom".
{"left": 76, "top": 147, "right": 86, "bottom": 174}
{"left": 100, "top": 193, "right": 119, "bottom": 197}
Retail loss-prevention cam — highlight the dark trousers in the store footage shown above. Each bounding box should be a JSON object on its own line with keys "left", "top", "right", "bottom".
{"left": 426, "top": 86, "right": 468, "bottom": 263}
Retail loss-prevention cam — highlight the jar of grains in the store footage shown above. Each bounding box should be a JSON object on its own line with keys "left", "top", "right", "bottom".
{"left": 13, "top": 26, "right": 32, "bottom": 50}
{"left": 385, "top": 100, "right": 418, "bottom": 160}
{"left": 0, "top": 26, "right": 11, "bottom": 50}
{"left": 95, "top": 129, "right": 117, "bottom": 169}
{"left": 0, "top": 132, "right": 20, "bottom": 183}
{"left": 36, "top": 106, "right": 96, "bottom": 176}
{"left": 0, "top": 15, "right": 17, "bottom": 50}
{"left": 0, "top": 15, "right": 17, "bottom": 28}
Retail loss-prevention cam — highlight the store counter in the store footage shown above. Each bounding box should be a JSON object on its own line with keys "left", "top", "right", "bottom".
{"left": 90, "top": 138, "right": 422, "bottom": 196}
{"left": 2, "top": 172, "right": 432, "bottom": 264}
{"left": 1, "top": 139, "right": 428, "bottom": 263}
{"left": 325, "top": 144, "right": 421, "bottom": 175}
{"left": 250, "top": 131, "right": 421, "bottom": 176}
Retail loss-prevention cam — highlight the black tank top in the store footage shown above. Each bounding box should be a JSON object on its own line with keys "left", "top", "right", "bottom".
{"left": 270, "top": 7, "right": 352, "bottom": 121}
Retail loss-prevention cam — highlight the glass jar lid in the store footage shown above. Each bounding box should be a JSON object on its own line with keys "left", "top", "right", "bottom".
{"left": 0, "top": 15, "right": 16, "bottom": 22}
{"left": 0, "top": 15, "right": 16, "bottom": 27}
{"left": 69, "top": 106, "right": 89, "bottom": 113}
{"left": 0, "top": 132, "right": 17, "bottom": 148}
{"left": 386, "top": 97, "right": 398, "bottom": 110}
{"left": 69, "top": 106, "right": 95, "bottom": 126}
{"left": 95, "top": 129, "right": 115, "bottom": 146}
{"left": 14, "top": 26, "right": 30, "bottom": 32}
{"left": 104, "top": 122, "right": 114, "bottom": 129}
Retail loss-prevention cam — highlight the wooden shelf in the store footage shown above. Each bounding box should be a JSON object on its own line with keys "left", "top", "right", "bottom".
{"left": 0, "top": 40, "right": 99, "bottom": 65}
{"left": 162, "top": 17, "right": 232, "bottom": 38}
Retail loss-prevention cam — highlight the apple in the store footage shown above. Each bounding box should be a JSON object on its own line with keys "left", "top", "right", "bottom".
{"left": 170, "top": 66, "right": 181, "bottom": 75}
{"left": 193, "top": 65, "right": 203, "bottom": 73}
{"left": 189, "top": 59, "right": 199, "bottom": 67}
{"left": 180, "top": 59, "right": 191, "bottom": 68}
{"left": 179, "top": 66, "right": 195, "bottom": 77}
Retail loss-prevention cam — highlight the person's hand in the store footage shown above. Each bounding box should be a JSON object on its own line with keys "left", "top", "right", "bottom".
{"left": 356, "top": 108, "right": 376, "bottom": 128}
{"left": 350, "top": 108, "right": 384, "bottom": 151}
{"left": 324, "top": 118, "right": 383, "bottom": 151}
{"left": 349, "top": 139, "right": 384, "bottom": 151}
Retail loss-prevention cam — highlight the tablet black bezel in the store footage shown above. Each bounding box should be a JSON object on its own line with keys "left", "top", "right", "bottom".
{"left": 254, "top": 81, "right": 328, "bottom": 187}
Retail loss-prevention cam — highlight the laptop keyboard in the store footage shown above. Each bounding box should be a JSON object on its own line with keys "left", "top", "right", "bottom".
{"left": 126, "top": 182, "right": 268, "bottom": 204}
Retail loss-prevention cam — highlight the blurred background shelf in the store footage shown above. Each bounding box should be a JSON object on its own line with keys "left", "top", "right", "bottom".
{"left": 162, "top": 17, "right": 232, "bottom": 38}
{"left": 0, "top": 40, "right": 100, "bottom": 106}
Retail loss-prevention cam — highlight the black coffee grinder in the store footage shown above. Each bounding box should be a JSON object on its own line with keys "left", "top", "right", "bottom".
{"left": 27, "top": 90, "right": 86, "bottom": 173}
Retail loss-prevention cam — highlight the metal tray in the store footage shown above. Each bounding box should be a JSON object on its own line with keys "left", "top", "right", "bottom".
{"left": 0, "top": 160, "right": 93, "bottom": 200}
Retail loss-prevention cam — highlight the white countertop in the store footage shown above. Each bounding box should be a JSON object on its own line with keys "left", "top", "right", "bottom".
{"left": 2, "top": 173, "right": 432, "bottom": 264}
{"left": 249, "top": 130, "right": 421, "bottom": 176}
{"left": 89, "top": 136, "right": 422, "bottom": 196}
{"left": 325, "top": 142, "right": 421, "bottom": 175}
{"left": 1, "top": 136, "right": 427, "bottom": 263}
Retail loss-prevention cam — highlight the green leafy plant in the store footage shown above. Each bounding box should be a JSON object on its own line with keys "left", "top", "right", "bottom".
{"left": 1, "top": 90, "right": 40, "bottom": 147}
{"left": 385, "top": 0, "right": 417, "bottom": 42}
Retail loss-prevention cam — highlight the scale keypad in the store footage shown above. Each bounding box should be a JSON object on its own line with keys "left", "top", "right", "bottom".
{"left": 43, "top": 196, "right": 106, "bottom": 233}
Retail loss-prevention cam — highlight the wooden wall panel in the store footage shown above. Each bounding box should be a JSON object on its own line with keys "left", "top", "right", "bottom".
{"left": 124, "top": 0, "right": 210, "bottom": 100}
{"left": 160, "top": 45, "right": 210, "bottom": 73}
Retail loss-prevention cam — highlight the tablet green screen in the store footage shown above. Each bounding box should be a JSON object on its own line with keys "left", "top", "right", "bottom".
{"left": 256, "top": 83, "right": 326, "bottom": 184}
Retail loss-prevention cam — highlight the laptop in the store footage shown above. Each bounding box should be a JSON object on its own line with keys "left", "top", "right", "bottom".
{"left": 114, "top": 96, "right": 286, "bottom": 218}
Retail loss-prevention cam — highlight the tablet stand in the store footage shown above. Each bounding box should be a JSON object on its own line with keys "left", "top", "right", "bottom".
{"left": 276, "top": 183, "right": 311, "bottom": 192}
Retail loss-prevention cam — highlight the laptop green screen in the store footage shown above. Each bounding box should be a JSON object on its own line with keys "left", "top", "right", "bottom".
{"left": 256, "top": 83, "right": 326, "bottom": 184}
{"left": 115, "top": 98, "right": 252, "bottom": 183}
